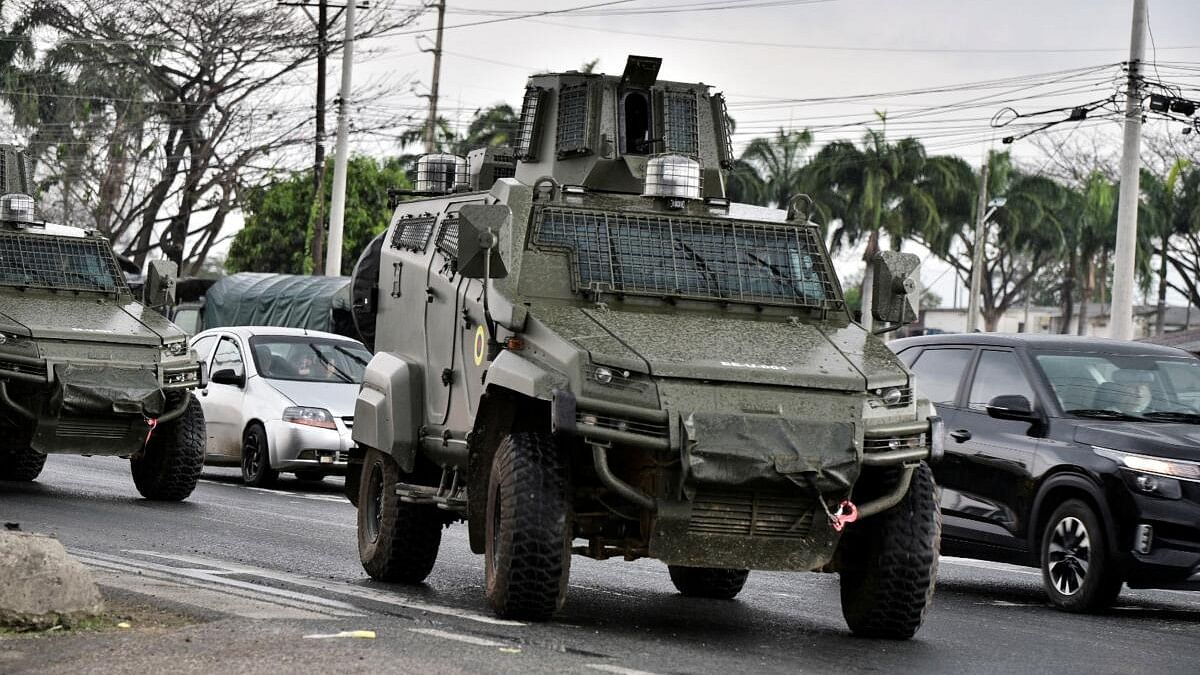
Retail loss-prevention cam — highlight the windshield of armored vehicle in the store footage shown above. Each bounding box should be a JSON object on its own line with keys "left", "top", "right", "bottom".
{"left": 534, "top": 207, "right": 839, "bottom": 308}
{"left": 0, "top": 230, "right": 127, "bottom": 293}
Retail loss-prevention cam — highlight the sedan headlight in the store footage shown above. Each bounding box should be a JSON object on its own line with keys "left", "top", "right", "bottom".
{"left": 283, "top": 406, "right": 337, "bottom": 430}
{"left": 1093, "top": 446, "right": 1200, "bottom": 481}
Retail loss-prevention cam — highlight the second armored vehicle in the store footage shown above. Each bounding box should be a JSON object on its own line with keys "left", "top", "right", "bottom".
{"left": 348, "top": 57, "right": 943, "bottom": 638}
{"left": 0, "top": 145, "right": 206, "bottom": 501}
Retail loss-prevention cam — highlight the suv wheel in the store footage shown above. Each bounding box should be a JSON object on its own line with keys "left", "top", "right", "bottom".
{"left": 357, "top": 448, "right": 443, "bottom": 583}
{"left": 668, "top": 566, "right": 750, "bottom": 599}
{"left": 0, "top": 425, "right": 46, "bottom": 482}
{"left": 838, "top": 462, "right": 940, "bottom": 639}
{"left": 485, "top": 431, "right": 571, "bottom": 621}
{"left": 241, "top": 422, "right": 278, "bottom": 487}
{"left": 131, "top": 394, "right": 206, "bottom": 501}
{"left": 1040, "top": 499, "right": 1122, "bottom": 612}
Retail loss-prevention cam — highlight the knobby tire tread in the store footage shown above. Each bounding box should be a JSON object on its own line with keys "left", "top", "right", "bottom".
{"left": 131, "top": 394, "right": 205, "bottom": 502}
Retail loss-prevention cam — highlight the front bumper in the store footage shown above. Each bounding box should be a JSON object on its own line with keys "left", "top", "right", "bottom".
{"left": 265, "top": 418, "right": 356, "bottom": 474}
{"left": 1118, "top": 482, "right": 1200, "bottom": 590}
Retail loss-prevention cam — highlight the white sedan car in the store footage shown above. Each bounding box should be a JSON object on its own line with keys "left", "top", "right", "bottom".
{"left": 189, "top": 326, "right": 371, "bottom": 486}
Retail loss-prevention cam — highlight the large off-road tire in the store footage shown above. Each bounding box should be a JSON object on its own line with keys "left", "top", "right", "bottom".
{"left": 240, "top": 422, "right": 278, "bottom": 487}
{"left": 667, "top": 566, "right": 750, "bottom": 600}
{"left": 485, "top": 431, "right": 571, "bottom": 621}
{"left": 0, "top": 425, "right": 46, "bottom": 482}
{"left": 1040, "top": 499, "right": 1122, "bottom": 612}
{"left": 357, "top": 448, "right": 443, "bottom": 583}
{"left": 838, "top": 462, "right": 940, "bottom": 640}
{"left": 131, "top": 394, "right": 205, "bottom": 502}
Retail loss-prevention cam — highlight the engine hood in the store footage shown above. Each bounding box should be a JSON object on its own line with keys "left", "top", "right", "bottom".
{"left": 1074, "top": 421, "right": 1200, "bottom": 463}
{"left": 0, "top": 294, "right": 183, "bottom": 346}
{"left": 536, "top": 304, "right": 900, "bottom": 392}
{"left": 264, "top": 378, "right": 359, "bottom": 418}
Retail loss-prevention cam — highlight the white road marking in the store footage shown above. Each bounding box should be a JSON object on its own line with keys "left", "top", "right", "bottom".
{"left": 409, "top": 628, "right": 510, "bottom": 647}
{"left": 939, "top": 556, "right": 1039, "bottom": 576}
{"left": 198, "top": 480, "right": 350, "bottom": 504}
{"left": 74, "top": 550, "right": 361, "bottom": 619}
{"left": 585, "top": 664, "right": 664, "bottom": 675}
{"left": 128, "top": 550, "right": 525, "bottom": 627}
{"left": 194, "top": 500, "right": 355, "bottom": 530}
{"left": 569, "top": 583, "right": 639, "bottom": 598}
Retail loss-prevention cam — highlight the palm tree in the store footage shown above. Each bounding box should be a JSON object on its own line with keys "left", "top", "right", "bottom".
{"left": 1141, "top": 160, "right": 1191, "bottom": 334}
{"left": 738, "top": 128, "right": 814, "bottom": 209}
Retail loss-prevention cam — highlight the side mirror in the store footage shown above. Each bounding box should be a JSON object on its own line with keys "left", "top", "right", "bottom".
{"left": 870, "top": 250, "right": 920, "bottom": 326}
{"left": 457, "top": 204, "right": 510, "bottom": 279}
{"left": 144, "top": 259, "right": 178, "bottom": 310}
{"left": 210, "top": 368, "right": 244, "bottom": 388}
{"left": 986, "top": 394, "right": 1039, "bottom": 422}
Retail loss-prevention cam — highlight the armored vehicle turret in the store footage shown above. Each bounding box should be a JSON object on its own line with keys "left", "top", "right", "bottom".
{"left": 0, "top": 145, "right": 206, "bottom": 500}
{"left": 347, "top": 56, "right": 943, "bottom": 638}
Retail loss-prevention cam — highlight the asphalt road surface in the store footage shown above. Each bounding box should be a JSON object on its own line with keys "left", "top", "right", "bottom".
{"left": 3, "top": 455, "right": 1199, "bottom": 675}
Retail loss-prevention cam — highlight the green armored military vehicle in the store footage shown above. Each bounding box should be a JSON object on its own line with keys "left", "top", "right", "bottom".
{"left": 347, "top": 56, "right": 944, "bottom": 638}
{"left": 0, "top": 145, "right": 206, "bottom": 501}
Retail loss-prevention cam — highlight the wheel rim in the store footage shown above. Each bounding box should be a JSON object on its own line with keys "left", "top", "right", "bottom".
{"left": 242, "top": 431, "right": 262, "bottom": 479}
{"left": 364, "top": 462, "right": 384, "bottom": 543}
{"left": 1047, "top": 515, "right": 1091, "bottom": 596}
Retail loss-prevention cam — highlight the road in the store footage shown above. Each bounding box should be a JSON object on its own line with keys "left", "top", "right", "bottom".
{"left": 3, "top": 455, "right": 1198, "bottom": 674}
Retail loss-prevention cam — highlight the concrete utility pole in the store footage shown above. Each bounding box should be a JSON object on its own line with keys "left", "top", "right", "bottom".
{"left": 1109, "top": 0, "right": 1148, "bottom": 341}
{"left": 422, "top": 0, "right": 446, "bottom": 154}
{"left": 325, "top": 0, "right": 356, "bottom": 277}
{"left": 966, "top": 161, "right": 990, "bottom": 333}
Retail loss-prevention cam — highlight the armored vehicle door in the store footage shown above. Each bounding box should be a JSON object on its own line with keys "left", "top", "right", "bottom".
{"left": 202, "top": 335, "right": 247, "bottom": 459}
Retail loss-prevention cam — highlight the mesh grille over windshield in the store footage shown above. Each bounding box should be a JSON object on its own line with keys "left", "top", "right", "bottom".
{"left": 0, "top": 230, "right": 127, "bottom": 293}
{"left": 534, "top": 207, "right": 840, "bottom": 309}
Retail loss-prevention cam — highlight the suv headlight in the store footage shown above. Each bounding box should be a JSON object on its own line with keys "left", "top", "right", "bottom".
{"left": 283, "top": 407, "right": 337, "bottom": 430}
{"left": 1093, "top": 446, "right": 1197, "bottom": 499}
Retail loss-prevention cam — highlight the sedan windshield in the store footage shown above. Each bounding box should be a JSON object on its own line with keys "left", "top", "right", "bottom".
{"left": 1034, "top": 351, "right": 1200, "bottom": 420}
{"left": 249, "top": 336, "right": 370, "bottom": 384}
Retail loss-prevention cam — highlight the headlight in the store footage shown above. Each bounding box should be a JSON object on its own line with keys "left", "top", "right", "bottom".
{"left": 1093, "top": 446, "right": 1200, "bottom": 481}
{"left": 164, "top": 341, "right": 189, "bottom": 357}
{"left": 283, "top": 407, "right": 337, "bottom": 430}
{"left": 869, "top": 386, "right": 908, "bottom": 408}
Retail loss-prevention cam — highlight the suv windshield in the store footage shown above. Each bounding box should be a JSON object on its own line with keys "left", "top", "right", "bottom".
{"left": 0, "top": 230, "right": 127, "bottom": 293}
{"left": 534, "top": 206, "right": 839, "bottom": 309}
{"left": 249, "top": 336, "right": 371, "bottom": 384}
{"left": 1034, "top": 351, "right": 1200, "bottom": 419}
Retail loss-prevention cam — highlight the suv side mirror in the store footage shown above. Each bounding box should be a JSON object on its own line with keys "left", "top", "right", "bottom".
{"left": 870, "top": 250, "right": 920, "bottom": 326}
{"left": 986, "top": 394, "right": 1039, "bottom": 422}
{"left": 210, "top": 368, "right": 244, "bottom": 387}
{"left": 144, "top": 259, "right": 178, "bottom": 310}
{"left": 457, "top": 204, "right": 510, "bottom": 279}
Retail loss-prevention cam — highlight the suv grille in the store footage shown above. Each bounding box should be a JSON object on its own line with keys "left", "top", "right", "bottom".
{"left": 689, "top": 489, "right": 815, "bottom": 539}
{"left": 863, "top": 433, "right": 925, "bottom": 454}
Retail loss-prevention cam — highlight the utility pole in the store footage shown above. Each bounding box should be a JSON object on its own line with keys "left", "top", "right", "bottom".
{"left": 311, "top": 0, "right": 329, "bottom": 275}
{"left": 966, "top": 161, "right": 990, "bottom": 333}
{"left": 422, "top": 0, "right": 446, "bottom": 154}
{"left": 1109, "top": 0, "right": 1148, "bottom": 341}
{"left": 325, "top": 0, "right": 356, "bottom": 277}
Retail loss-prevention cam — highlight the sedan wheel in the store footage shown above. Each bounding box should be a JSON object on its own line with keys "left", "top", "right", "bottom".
{"left": 241, "top": 423, "right": 278, "bottom": 487}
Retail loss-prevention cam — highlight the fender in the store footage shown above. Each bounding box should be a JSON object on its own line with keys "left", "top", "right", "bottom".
{"left": 482, "top": 349, "right": 563, "bottom": 400}
{"left": 1028, "top": 471, "right": 1120, "bottom": 560}
{"left": 353, "top": 352, "right": 423, "bottom": 473}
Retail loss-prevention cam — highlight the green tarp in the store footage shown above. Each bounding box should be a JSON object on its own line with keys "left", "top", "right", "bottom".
{"left": 203, "top": 273, "right": 352, "bottom": 334}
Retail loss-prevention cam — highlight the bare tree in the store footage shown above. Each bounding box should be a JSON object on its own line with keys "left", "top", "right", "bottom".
{"left": 8, "top": 0, "right": 423, "bottom": 273}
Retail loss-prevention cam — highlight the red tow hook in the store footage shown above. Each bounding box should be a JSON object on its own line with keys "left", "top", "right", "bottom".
{"left": 144, "top": 417, "right": 158, "bottom": 446}
{"left": 830, "top": 500, "right": 859, "bottom": 532}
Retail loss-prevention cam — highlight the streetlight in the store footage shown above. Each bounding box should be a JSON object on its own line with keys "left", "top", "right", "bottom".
{"left": 966, "top": 195, "right": 1006, "bottom": 332}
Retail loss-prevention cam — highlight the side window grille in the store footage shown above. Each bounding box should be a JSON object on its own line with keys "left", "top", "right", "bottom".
{"left": 710, "top": 92, "right": 735, "bottom": 169}
{"left": 556, "top": 83, "right": 592, "bottom": 157}
{"left": 390, "top": 215, "right": 437, "bottom": 252}
{"left": 663, "top": 90, "right": 699, "bottom": 154}
{"left": 436, "top": 216, "right": 460, "bottom": 260}
{"left": 515, "top": 86, "right": 546, "bottom": 161}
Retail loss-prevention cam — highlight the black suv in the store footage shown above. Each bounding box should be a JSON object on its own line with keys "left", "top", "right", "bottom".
{"left": 890, "top": 334, "right": 1200, "bottom": 611}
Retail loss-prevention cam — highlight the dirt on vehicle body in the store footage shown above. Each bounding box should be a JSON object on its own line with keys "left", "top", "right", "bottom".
{"left": 0, "top": 145, "right": 205, "bottom": 501}
{"left": 347, "top": 57, "right": 943, "bottom": 638}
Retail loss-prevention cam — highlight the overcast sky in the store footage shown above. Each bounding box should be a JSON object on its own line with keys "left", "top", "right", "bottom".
{"left": 323, "top": 1, "right": 1200, "bottom": 308}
